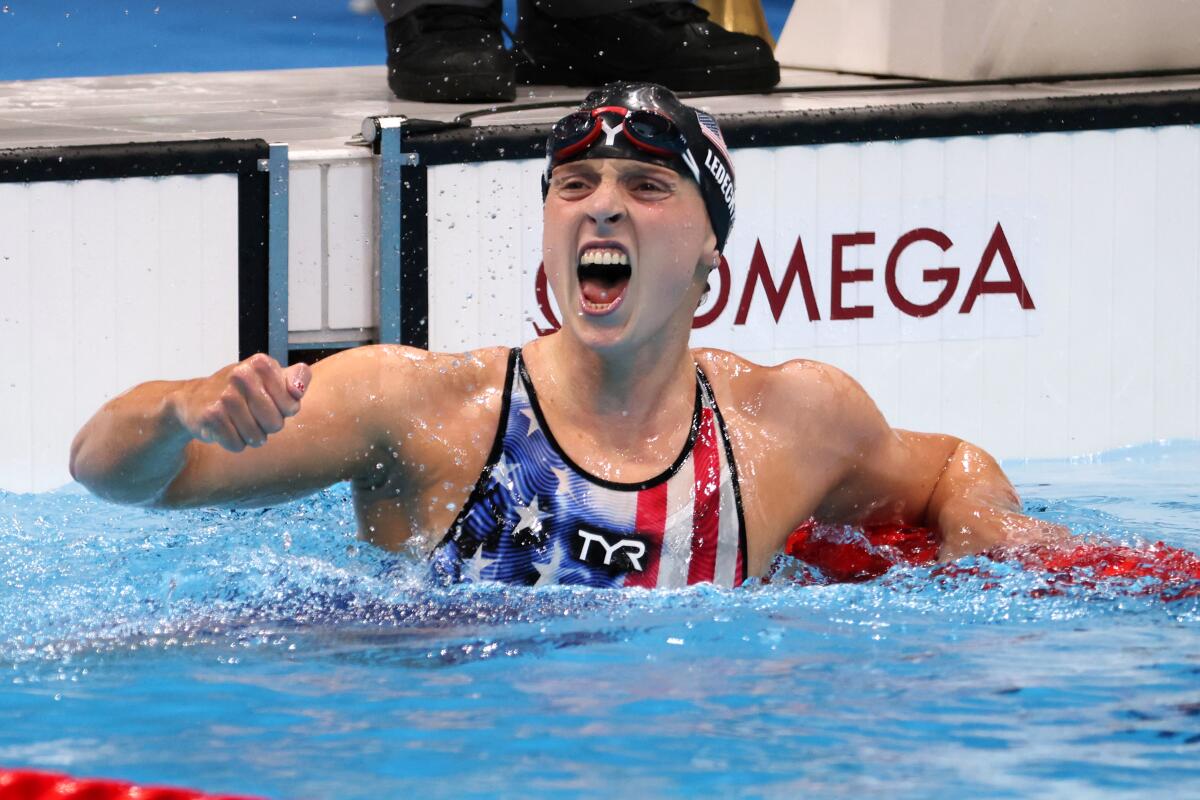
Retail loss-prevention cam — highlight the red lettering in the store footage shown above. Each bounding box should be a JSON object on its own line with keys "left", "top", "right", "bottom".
{"left": 830, "top": 232, "right": 875, "bottom": 320}
{"left": 734, "top": 238, "right": 820, "bottom": 324}
{"left": 959, "top": 223, "right": 1035, "bottom": 313}
{"left": 886, "top": 228, "right": 959, "bottom": 318}
{"left": 532, "top": 262, "right": 560, "bottom": 336}
{"left": 693, "top": 254, "right": 731, "bottom": 329}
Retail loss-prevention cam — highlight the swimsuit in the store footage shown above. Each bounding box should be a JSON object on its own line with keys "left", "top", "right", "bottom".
{"left": 429, "top": 349, "right": 747, "bottom": 588}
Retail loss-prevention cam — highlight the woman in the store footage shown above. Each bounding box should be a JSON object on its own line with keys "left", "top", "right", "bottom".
{"left": 70, "top": 82, "right": 1063, "bottom": 588}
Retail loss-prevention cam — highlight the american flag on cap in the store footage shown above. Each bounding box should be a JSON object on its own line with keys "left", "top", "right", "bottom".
{"left": 695, "top": 110, "right": 732, "bottom": 171}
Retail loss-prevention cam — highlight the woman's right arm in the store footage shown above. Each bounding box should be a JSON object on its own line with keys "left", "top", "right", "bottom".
{"left": 70, "top": 348, "right": 387, "bottom": 510}
{"left": 69, "top": 353, "right": 312, "bottom": 506}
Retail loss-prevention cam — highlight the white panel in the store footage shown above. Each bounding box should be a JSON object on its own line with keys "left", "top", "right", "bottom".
{"left": 70, "top": 180, "right": 120, "bottom": 430}
{"left": 1153, "top": 126, "right": 1200, "bottom": 441}
{"left": 0, "top": 185, "right": 34, "bottom": 493}
{"left": 981, "top": 134, "right": 1034, "bottom": 340}
{"left": 940, "top": 339, "right": 983, "bottom": 447}
{"left": 979, "top": 337, "right": 1025, "bottom": 458}
{"left": 1064, "top": 131, "right": 1115, "bottom": 454}
{"left": 420, "top": 126, "right": 1200, "bottom": 460}
{"left": 326, "top": 161, "right": 375, "bottom": 330}
{"left": 158, "top": 176, "right": 207, "bottom": 381}
{"left": 813, "top": 143, "right": 862, "bottom": 348}
{"left": 475, "top": 160, "right": 525, "bottom": 345}
{"left": 1024, "top": 133, "right": 1073, "bottom": 458}
{"left": 1109, "top": 129, "right": 1157, "bottom": 448}
{"left": 896, "top": 341, "right": 942, "bottom": 432}
{"left": 939, "top": 136, "right": 987, "bottom": 342}
{"left": 744, "top": 146, "right": 792, "bottom": 350}
{"left": 767, "top": 145, "right": 820, "bottom": 351}
{"left": 28, "top": 182, "right": 75, "bottom": 491}
{"left": 856, "top": 140, "right": 902, "bottom": 347}
{"left": 199, "top": 174, "right": 240, "bottom": 371}
{"left": 428, "top": 164, "right": 483, "bottom": 351}
{"left": 288, "top": 164, "right": 324, "bottom": 332}
{"left": 520, "top": 159, "right": 551, "bottom": 344}
{"left": 979, "top": 135, "right": 1034, "bottom": 459}
{"left": 716, "top": 147, "right": 785, "bottom": 353}
{"left": 2, "top": 174, "right": 243, "bottom": 493}
{"left": 855, "top": 343, "right": 903, "bottom": 427}
{"left": 114, "top": 179, "right": 162, "bottom": 390}
{"left": 778, "top": 0, "right": 1200, "bottom": 80}
{"left": 897, "top": 136, "right": 950, "bottom": 345}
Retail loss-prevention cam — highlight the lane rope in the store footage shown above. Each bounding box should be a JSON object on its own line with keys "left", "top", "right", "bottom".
{"left": 0, "top": 768, "right": 260, "bottom": 800}
{"left": 784, "top": 521, "right": 1200, "bottom": 600}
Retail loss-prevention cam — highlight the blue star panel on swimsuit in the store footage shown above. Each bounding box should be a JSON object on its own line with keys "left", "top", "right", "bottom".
{"left": 430, "top": 349, "right": 747, "bottom": 588}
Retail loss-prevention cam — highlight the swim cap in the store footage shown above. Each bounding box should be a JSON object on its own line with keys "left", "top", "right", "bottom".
{"left": 542, "top": 82, "right": 736, "bottom": 252}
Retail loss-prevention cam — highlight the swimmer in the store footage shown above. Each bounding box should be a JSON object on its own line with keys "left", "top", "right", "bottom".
{"left": 70, "top": 82, "right": 1067, "bottom": 588}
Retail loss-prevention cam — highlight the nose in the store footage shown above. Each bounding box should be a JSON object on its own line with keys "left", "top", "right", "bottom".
{"left": 585, "top": 176, "right": 626, "bottom": 229}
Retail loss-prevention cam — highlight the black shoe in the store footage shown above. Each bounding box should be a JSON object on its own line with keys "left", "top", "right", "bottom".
{"left": 513, "top": 1, "right": 779, "bottom": 92}
{"left": 385, "top": 4, "right": 515, "bottom": 103}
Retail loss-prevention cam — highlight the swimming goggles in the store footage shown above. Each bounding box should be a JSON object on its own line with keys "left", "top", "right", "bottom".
{"left": 548, "top": 105, "right": 690, "bottom": 163}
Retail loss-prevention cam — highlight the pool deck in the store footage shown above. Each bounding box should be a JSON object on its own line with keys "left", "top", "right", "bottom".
{"left": 4, "top": 65, "right": 1200, "bottom": 155}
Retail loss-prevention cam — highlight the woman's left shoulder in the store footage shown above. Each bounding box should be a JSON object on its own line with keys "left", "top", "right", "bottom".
{"left": 693, "top": 348, "right": 845, "bottom": 393}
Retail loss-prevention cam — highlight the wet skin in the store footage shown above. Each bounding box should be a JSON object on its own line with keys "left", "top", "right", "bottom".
{"left": 70, "top": 159, "right": 1064, "bottom": 577}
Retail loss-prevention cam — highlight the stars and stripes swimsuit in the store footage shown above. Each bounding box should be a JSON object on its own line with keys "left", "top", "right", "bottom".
{"left": 429, "top": 349, "right": 748, "bottom": 588}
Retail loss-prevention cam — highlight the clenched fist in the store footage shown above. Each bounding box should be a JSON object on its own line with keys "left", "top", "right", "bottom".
{"left": 175, "top": 353, "right": 312, "bottom": 452}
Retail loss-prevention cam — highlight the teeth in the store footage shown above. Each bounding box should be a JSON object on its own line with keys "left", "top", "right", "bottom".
{"left": 580, "top": 248, "right": 629, "bottom": 266}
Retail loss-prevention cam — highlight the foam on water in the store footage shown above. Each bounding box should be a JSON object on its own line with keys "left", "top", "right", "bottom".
{"left": 2, "top": 442, "right": 1199, "bottom": 797}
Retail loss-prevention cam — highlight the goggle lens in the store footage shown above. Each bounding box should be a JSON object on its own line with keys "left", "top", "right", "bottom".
{"left": 625, "top": 111, "right": 675, "bottom": 144}
{"left": 551, "top": 111, "right": 594, "bottom": 143}
{"left": 549, "top": 107, "right": 688, "bottom": 164}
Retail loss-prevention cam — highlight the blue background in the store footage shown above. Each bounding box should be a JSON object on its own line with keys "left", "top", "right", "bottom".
{"left": 0, "top": 1, "right": 794, "bottom": 81}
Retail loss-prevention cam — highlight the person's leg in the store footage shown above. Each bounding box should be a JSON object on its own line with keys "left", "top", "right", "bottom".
{"left": 515, "top": 0, "right": 779, "bottom": 91}
{"left": 379, "top": 0, "right": 514, "bottom": 103}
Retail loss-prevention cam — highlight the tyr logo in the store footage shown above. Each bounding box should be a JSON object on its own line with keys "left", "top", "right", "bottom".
{"left": 574, "top": 526, "right": 647, "bottom": 572}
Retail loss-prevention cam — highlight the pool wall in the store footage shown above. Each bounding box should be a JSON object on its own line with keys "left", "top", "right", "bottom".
{"left": 0, "top": 139, "right": 269, "bottom": 493}
{"left": 2, "top": 77, "right": 1199, "bottom": 492}
{"left": 420, "top": 120, "right": 1200, "bottom": 464}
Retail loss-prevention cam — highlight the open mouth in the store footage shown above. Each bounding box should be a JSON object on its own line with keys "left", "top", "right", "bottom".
{"left": 577, "top": 246, "right": 632, "bottom": 315}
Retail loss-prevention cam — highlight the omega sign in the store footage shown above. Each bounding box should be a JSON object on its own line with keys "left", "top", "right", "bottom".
{"left": 533, "top": 222, "right": 1034, "bottom": 334}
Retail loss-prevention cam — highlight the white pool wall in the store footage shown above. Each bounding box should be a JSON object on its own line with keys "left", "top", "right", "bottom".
{"left": 423, "top": 125, "right": 1200, "bottom": 463}
{"left": 3, "top": 121, "right": 1199, "bottom": 492}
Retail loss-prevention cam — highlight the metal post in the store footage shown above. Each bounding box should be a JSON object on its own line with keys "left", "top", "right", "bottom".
{"left": 376, "top": 119, "right": 404, "bottom": 345}
{"left": 266, "top": 142, "right": 290, "bottom": 363}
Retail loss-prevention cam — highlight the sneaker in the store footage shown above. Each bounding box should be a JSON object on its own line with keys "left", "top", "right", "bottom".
{"left": 385, "top": 4, "right": 516, "bottom": 103}
{"left": 514, "top": 1, "right": 779, "bottom": 92}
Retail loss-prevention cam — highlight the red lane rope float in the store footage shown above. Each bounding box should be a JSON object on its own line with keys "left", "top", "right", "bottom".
{"left": 784, "top": 521, "right": 940, "bottom": 583}
{"left": 784, "top": 521, "right": 1200, "bottom": 600}
{"left": 0, "top": 769, "right": 260, "bottom": 800}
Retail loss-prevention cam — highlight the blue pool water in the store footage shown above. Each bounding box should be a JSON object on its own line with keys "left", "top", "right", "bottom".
{"left": 2, "top": 441, "right": 1199, "bottom": 797}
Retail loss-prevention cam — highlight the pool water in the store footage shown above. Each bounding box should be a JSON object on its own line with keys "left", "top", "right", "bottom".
{"left": 2, "top": 441, "right": 1199, "bottom": 798}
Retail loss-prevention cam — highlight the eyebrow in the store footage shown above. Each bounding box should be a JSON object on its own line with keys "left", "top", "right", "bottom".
{"left": 622, "top": 166, "right": 677, "bottom": 182}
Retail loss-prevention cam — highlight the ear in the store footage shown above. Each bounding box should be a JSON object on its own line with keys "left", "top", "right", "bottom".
{"left": 697, "top": 222, "right": 719, "bottom": 272}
